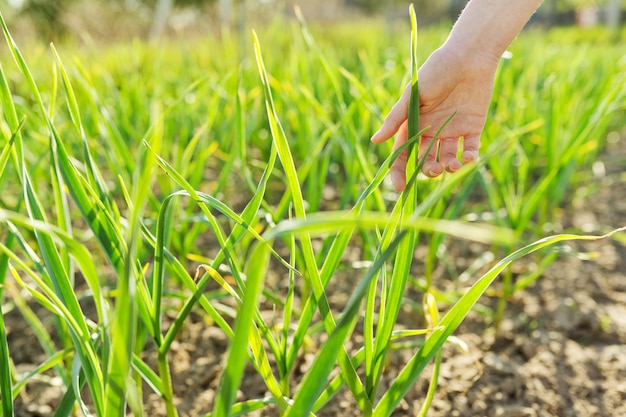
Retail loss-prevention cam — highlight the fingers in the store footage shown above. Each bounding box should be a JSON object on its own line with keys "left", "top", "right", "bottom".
{"left": 419, "top": 136, "right": 443, "bottom": 178}
{"left": 387, "top": 132, "right": 480, "bottom": 189}
{"left": 462, "top": 134, "right": 480, "bottom": 164}
{"left": 370, "top": 84, "right": 411, "bottom": 144}
{"left": 438, "top": 137, "right": 463, "bottom": 173}
{"left": 390, "top": 120, "right": 409, "bottom": 191}
{"left": 420, "top": 135, "right": 481, "bottom": 177}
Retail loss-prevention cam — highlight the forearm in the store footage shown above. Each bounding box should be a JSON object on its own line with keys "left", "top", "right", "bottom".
{"left": 444, "top": 0, "right": 543, "bottom": 64}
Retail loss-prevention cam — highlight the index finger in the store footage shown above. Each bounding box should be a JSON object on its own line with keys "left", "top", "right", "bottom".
{"left": 370, "top": 83, "right": 411, "bottom": 144}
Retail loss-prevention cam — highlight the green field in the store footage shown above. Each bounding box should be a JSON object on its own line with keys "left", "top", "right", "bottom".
{"left": 0, "top": 11, "right": 625, "bottom": 417}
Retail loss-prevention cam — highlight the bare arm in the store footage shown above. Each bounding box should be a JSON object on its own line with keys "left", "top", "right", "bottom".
{"left": 371, "top": 0, "right": 543, "bottom": 191}
{"left": 446, "top": 0, "right": 544, "bottom": 62}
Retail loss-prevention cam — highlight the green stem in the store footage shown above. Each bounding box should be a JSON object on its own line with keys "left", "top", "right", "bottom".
{"left": 494, "top": 265, "right": 513, "bottom": 334}
{"left": 158, "top": 352, "right": 179, "bottom": 417}
{"left": 417, "top": 350, "right": 442, "bottom": 417}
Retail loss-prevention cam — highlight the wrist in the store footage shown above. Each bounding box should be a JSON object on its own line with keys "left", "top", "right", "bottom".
{"left": 437, "top": 40, "right": 501, "bottom": 75}
{"left": 441, "top": 0, "right": 543, "bottom": 69}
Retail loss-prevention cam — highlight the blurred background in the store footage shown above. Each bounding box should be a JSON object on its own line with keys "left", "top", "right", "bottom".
{"left": 0, "top": 0, "right": 623, "bottom": 44}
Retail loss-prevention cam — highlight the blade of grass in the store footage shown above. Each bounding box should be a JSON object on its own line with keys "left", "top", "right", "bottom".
{"left": 1, "top": 28, "right": 117, "bottom": 402}
{"left": 0, "top": 287, "right": 13, "bottom": 417}
{"left": 268, "top": 211, "right": 513, "bottom": 246}
{"left": 5, "top": 257, "right": 99, "bottom": 414}
{"left": 0, "top": 211, "right": 105, "bottom": 322}
{"left": 5, "top": 278, "right": 67, "bottom": 384}
{"left": 294, "top": 9, "right": 388, "bottom": 211}
{"left": 159, "top": 265, "right": 228, "bottom": 355}
{"left": 313, "top": 325, "right": 439, "bottom": 412}
{"left": 284, "top": 230, "right": 407, "bottom": 417}
{"left": 204, "top": 397, "right": 280, "bottom": 417}
{"left": 72, "top": 61, "right": 135, "bottom": 172}
{"left": 0, "top": 111, "right": 24, "bottom": 415}
{"left": 106, "top": 104, "right": 163, "bottom": 417}
{"left": 176, "top": 264, "right": 289, "bottom": 411}
{"left": 369, "top": 5, "right": 421, "bottom": 401}
{"left": 0, "top": 63, "right": 23, "bottom": 166}
{"left": 12, "top": 348, "right": 72, "bottom": 397}
{"left": 0, "top": 59, "right": 29, "bottom": 417}
{"left": 212, "top": 242, "right": 270, "bottom": 417}
{"left": 54, "top": 372, "right": 86, "bottom": 417}
{"left": 282, "top": 112, "right": 447, "bottom": 403}
{"left": 22, "top": 171, "right": 104, "bottom": 413}
{"left": 47, "top": 57, "right": 74, "bottom": 293}
{"left": 254, "top": 30, "right": 370, "bottom": 410}
{"left": 416, "top": 293, "right": 441, "bottom": 417}
{"left": 132, "top": 354, "right": 164, "bottom": 398}
{"left": 0, "top": 118, "right": 24, "bottom": 180}
{"left": 148, "top": 142, "right": 293, "bottom": 272}
{"left": 71, "top": 352, "right": 94, "bottom": 417}
{"left": 150, "top": 186, "right": 290, "bottom": 340}
{"left": 140, "top": 222, "right": 235, "bottom": 340}
{"left": 51, "top": 44, "right": 114, "bottom": 210}
{"left": 286, "top": 124, "right": 427, "bottom": 374}
{"left": 2, "top": 17, "right": 127, "bottom": 283}
{"left": 280, "top": 224, "right": 297, "bottom": 394}
{"left": 374, "top": 226, "right": 626, "bottom": 416}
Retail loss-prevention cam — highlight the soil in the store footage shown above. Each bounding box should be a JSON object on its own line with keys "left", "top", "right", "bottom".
{"left": 4, "top": 133, "right": 626, "bottom": 417}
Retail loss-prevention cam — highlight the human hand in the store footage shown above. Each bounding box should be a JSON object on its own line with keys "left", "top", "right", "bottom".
{"left": 370, "top": 46, "right": 499, "bottom": 191}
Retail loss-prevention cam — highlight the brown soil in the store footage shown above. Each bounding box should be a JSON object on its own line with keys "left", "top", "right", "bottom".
{"left": 5, "top": 134, "right": 626, "bottom": 416}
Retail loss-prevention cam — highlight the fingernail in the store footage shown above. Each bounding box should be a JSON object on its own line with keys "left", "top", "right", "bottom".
{"left": 463, "top": 151, "right": 478, "bottom": 163}
{"left": 446, "top": 159, "right": 462, "bottom": 172}
{"left": 423, "top": 163, "right": 436, "bottom": 177}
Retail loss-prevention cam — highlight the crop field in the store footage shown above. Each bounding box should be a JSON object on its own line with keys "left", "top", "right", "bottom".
{"left": 0, "top": 8, "right": 625, "bottom": 417}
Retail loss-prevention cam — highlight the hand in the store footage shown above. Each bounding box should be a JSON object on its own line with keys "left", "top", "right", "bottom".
{"left": 370, "top": 45, "right": 499, "bottom": 191}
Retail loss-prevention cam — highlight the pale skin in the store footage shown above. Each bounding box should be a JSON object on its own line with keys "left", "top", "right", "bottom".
{"left": 371, "top": 0, "right": 544, "bottom": 191}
